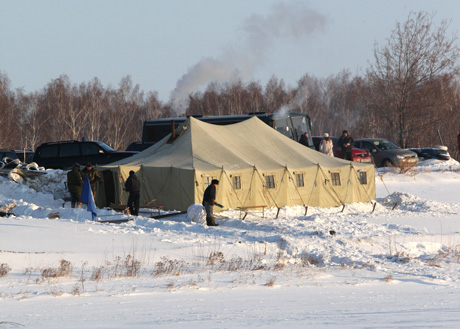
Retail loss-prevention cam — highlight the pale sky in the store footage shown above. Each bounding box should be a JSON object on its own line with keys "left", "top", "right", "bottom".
{"left": 1, "top": 0, "right": 459, "bottom": 106}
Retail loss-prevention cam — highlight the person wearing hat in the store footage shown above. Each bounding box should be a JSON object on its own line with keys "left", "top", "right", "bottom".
{"left": 82, "top": 162, "right": 103, "bottom": 196}
{"left": 338, "top": 130, "right": 354, "bottom": 161}
{"left": 319, "top": 133, "right": 334, "bottom": 157}
{"left": 202, "top": 179, "right": 219, "bottom": 226}
{"left": 67, "top": 163, "right": 83, "bottom": 208}
{"left": 298, "top": 131, "right": 311, "bottom": 147}
{"left": 124, "top": 170, "right": 141, "bottom": 216}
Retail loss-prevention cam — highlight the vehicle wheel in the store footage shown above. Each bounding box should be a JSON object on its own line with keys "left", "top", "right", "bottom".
{"left": 383, "top": 159, "right": 393, "bottom": 167}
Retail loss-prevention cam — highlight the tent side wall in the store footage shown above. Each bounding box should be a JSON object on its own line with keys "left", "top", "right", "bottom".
{"left": 96, "top": 166, "right": 196, "bottom": 212}
{"left": 193, "top": 164, "right": 375, "bottom": 211}
{"left": 142, "top": 166, "right": 195, "bottom": 211}
{"left": 194, "top": 168, "right": 268, "bottom": 210}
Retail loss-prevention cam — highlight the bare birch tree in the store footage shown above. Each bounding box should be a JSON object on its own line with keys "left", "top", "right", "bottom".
{"left": 367, "top": 11, "right": 460, "bottom": 147}
{"left": 0, "top": 73, "right": 18, "bottom": 148}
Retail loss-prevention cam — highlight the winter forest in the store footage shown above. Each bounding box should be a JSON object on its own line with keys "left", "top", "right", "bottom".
{"left": 1, "top": 12, "right": 460, "bottom": 159}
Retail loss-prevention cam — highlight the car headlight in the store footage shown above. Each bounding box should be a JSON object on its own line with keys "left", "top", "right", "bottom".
{"left": 396, "top": 155, "right": 404, "bottom": 159}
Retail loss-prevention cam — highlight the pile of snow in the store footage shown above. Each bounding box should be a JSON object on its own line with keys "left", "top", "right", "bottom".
{"left": 408, "top": 157, "right": 459, "bottom": 171}
{"left": 186, "top": 203, "right": 206, "bottom": 224}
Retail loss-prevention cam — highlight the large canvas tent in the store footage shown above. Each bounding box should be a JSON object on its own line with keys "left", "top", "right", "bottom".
{"left": 96, "top": 117, "right": 375, "bottom": 212}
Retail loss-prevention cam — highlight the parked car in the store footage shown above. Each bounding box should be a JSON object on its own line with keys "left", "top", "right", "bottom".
{"left": 354, "top": 138, "right": 418, "bottom": 168}
{"left": 408, "top": 146, "right": 450, "bottom": 161}
{"left": 312, "top": 136, "right": 372, "bottom": 163}
{"left": 0, "top": 149, "right": 19, "bottom": 162}
{"left": 33, "top": 140, "right": 138, "bottom": 169}
{"left": 14, "top": 150, "right": 35, "bottom": 163}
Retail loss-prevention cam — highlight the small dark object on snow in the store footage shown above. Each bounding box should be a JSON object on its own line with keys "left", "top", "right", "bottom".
{"left": 0, "top": 211, "right": 15, "bottom": 217}
{"left": 329, "top": 230, "right": 336, "bottom": 235}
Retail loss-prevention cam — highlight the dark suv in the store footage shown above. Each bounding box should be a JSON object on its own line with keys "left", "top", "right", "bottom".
{"left": 33, "top": 140, "right": 137, "bottom": 169}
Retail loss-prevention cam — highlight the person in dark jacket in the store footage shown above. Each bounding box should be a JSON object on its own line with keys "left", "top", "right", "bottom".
{"left": 338, "top": 130, "right": 354, "bottom": 161}
{"left": 67, "top": 163, "right": 83, "bottom": 208}
{"left": 298, "top": 131, "right": 311, "bottom": 147}
{"left": 82, "top": 162, "right": 103, "bottom": 196}
{"left": 125, "top": 170, "right": 141, "bottom": 216}
{"left": 202, "top": 179, "right": 219, "bottom": 226}
{"left": 457, "top": 132, "right": 460, "bottom": 152}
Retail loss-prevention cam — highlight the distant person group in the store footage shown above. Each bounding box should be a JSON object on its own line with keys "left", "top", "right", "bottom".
{"left": 66, "top": 162, "right": 103, "bottom": 208}
{"left": 67, "top": 163, "right": 142, "bottom": 217}
{"left": 298, "top": 129, "right": 354, "bottom": 161}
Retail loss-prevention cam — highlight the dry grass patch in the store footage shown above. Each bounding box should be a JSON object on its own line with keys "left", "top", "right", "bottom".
{"left": 152, "top": 257, "right": 187, "bottom": 277}
{"left": 383, "top": 274, "right": 393, "bottom": 282}
{"left": 266, "top": 277, "right": 276, "bottom": 287}
{"left": 41, "top": 260, "right": 72, "bottom": 279}
{"left": 426, "top": 246, "right": 460, "bottom": 267}
{"left": 0, "top": 263, "right": 11, "bottom": 277}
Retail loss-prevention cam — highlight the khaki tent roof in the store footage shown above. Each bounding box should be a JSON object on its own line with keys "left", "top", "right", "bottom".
{"left": 108, "top": 116, "right": 366, "bottom": 171}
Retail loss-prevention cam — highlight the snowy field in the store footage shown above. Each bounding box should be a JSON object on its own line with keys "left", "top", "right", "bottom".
{"left": 1, "top": 159, "right": 460, "bottom": 328}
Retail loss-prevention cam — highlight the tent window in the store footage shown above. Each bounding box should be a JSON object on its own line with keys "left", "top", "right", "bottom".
{"left": 359, "top": 171, "right": 367, "bottom": 185}
{"left": 331, "top": 172, "right": 341, "bottom": 186}
{"left": 265, "top": 175, "right": 275, "bottom": 189}
{"left": 295, "top": 173, "right": 304, "bottom": 187}
{"left": 232, "top": 176, "right": 241, "bottom": 190}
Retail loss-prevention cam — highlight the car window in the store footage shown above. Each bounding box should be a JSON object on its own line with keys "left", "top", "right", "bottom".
{"left": 360, "top": 142, "right": 376, "bottom": 151}
{"left": 373, "top": 140, "right": 399, "bottom": 150}
{"left": 60, "top": 143, "right": 80, "bottom": 157}
{"left": 82, "top": 142, "right": 103, "bottom": 155}
{"left": 38, "top": 145, "right": 59, "bottom": 158}
{"left": 0, "top": 151, "right": 17, "bottom": 159}
{"left": 18, "top": 152, "right": 34, "bottom": 163}
{"left": 274, "top": 117, "right": 292, "bottom": 138}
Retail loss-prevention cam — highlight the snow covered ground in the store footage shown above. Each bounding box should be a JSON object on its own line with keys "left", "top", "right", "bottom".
{"left": 1, "top": 159, "right": 460, "bottom": 328}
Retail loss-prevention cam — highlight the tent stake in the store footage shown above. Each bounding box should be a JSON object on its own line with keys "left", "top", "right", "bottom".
{"left": 341, "top": 204, "right": 346, "bottom": 212}
{"left": 392, "top": 202, "right": 398, "bottom": 210}
{"left": 275, "top": 207, "right": 281, "bottom": 219}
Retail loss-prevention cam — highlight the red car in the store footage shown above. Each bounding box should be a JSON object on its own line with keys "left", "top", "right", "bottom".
{"left": 312, "top": 136, "right": 372, "bottom": 163}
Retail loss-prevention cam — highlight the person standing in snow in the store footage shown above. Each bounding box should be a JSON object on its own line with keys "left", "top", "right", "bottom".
{"left": 124, "top": 170, "right": 141, "bottom": 216}
{"left": 81, "top": 162, "right": 103, "bottom": 197}
{"left": 67, "top": 163, "right": 83, "bottom": 208}
{"left": 338, "top": 130, "right": 354, "bottom": 161}
{"left": 202, "top": 179, "right": 219, "bottom": 226}
{"left": 319, "top": 133, "right": 334, "bottom": 157}
{"left": 457, "top": 132, "right": 460, "bottom": 157}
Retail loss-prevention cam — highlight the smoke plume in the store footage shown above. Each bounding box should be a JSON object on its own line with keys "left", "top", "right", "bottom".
{"left": 169, "top": 2, "right": 327, "bottom": 115}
